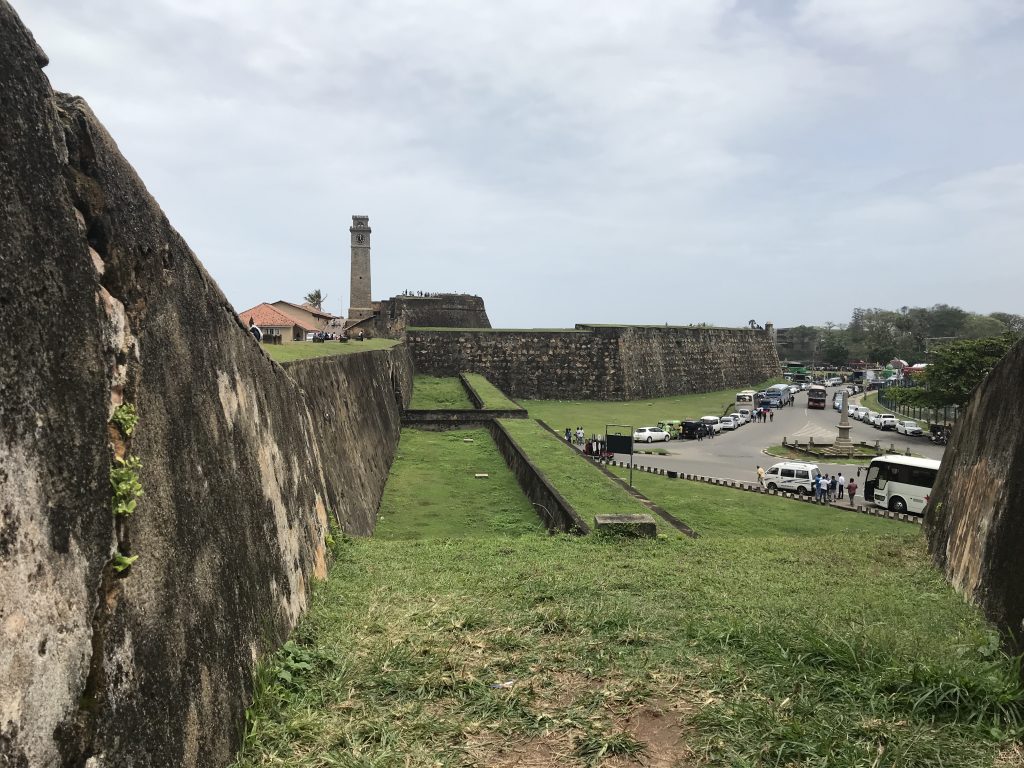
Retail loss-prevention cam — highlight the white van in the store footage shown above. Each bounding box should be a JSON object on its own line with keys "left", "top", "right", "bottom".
{"left": 762, "top": 462, "right": 820, "bottom": 495}
{"left": 700, "top": 415, "right": 722, "bottom": 434}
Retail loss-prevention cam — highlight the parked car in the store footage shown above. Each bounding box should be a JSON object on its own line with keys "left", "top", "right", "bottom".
{"left": 896, "top": 420, "right": 924, "bottom": 436}
{"left": 875, "top": 414, "right": 898, "bottom": 431}
{"left": 720, "top": 415, "right": 738, "bottom": 431}
{"left": 680, "top": 420, "right": 706, "bottom": 439}
{"left": 852, "top": 406, "right": 870, "bottom": 421}
{"left": 633, "top": 426, "right": 671, "bottom": 443}
{"left": 865, "top": 411, "right": 881, "bottom": 426}
{"left": 737, "top": 408, "right": 753, "bottom": 423}
{"left": 700, "top": 416, "right": 723, "bottom": 434}
{"left": 732, "top": 411, "right": 749, "bottom": 426}
{"left": 762, "top": 462, "right": 820, "bottom": 495}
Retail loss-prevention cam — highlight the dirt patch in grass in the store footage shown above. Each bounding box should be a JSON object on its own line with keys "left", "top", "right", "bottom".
{"left": 607, "top": 699, "right": 697, "bottom": 768}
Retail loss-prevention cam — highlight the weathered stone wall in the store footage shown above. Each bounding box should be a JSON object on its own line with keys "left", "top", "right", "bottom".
{"left": 374, "top": 293, "right": 491, "bottom": 337}
{"left": 406, "top": 325, "right": 779, "bottom": 400}
{"left": 0, "top": 5, "right": 411, "bottom": 766}
{"left": 924, "top": 338, "right": 1024, "bottom": 653}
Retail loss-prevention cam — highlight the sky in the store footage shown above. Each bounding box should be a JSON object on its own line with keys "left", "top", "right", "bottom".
{"left": 16, "top": 0, "right": 1024, "bottom": 328}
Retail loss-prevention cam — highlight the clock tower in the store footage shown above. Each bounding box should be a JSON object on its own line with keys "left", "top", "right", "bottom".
{"left": 347, "top": 215, "right": 373, "bottom": 322}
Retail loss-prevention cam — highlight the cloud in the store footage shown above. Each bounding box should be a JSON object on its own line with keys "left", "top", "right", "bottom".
{"left": 13, "top": 0, "right": 1024, "bottom": 326}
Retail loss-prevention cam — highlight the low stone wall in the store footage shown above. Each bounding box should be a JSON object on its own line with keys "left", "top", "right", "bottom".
{"left": 371, "top": 294, "right": 491, "bottom": 337}
{"left": 486, "top": 421, "right": 589, "bottom": 534}
{"left": 406, "top": 324, "right": 780, "bottom": 400}
{"left": 925, "top": 337, "right": 1024, "bottom": 653}
{"left": 0, "top": 8, "right": 412, "bottom": 765}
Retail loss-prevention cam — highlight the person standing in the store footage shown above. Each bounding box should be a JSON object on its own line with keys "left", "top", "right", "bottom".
{"left": 565, "top": 427, "right": 571, "bottom": 444}
{"left": 769, "top": 410, "right": 774, "bottom": 423}
{"left": 697, "top": 425, "right": 704, "bottom": 442}
{"left": 837, "top": 473, "right": 845, "bottom": 499}
{"left": 847, "top": 478, "right": 858, "bottom": 506}
{"left": 248, "top": 318, "right": 262, "bottom": 342}
{"left": 829, "top": 474, "right": 838, "bottom": 502}
{"left": 813, "top": 473, "right": 822, "bottom": 502}
{"left": 756, "top": 465, "right": 766, "bottom": 488}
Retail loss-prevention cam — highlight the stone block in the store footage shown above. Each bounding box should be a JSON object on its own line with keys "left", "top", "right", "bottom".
{"left": 594, "top": 514, "right": 658, "bottom": 538}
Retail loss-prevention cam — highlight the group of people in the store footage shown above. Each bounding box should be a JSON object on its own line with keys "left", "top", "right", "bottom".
{"left": 754, "top": 467, "right": 860, "bottom": 506}
{"left": 751, "top": 408, "right": 774, "bottom": 423}
{"left": 564, "top": 427, "right": 607, "bottom": 457}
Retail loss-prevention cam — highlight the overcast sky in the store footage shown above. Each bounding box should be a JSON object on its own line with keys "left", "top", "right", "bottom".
{"left": 17, "top": 1, "right": 1024, "bottom": 328}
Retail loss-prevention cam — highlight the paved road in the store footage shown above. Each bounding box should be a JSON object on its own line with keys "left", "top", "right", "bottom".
{"left": 615, "top": 391, "right": 945, "bottom": 484}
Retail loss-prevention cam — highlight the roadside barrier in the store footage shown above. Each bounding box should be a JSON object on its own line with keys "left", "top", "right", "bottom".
{"left": 598, "top": 459, "right": 923, "bottom": 526}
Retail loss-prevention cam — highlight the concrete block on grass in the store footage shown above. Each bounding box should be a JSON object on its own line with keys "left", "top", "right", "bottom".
{"left": 594, "top": 514, "right": 657, "bottom": 538}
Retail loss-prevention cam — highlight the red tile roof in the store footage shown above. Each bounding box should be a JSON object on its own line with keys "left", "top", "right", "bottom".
{"left": 238, "top": 303, "right": 316, "bottom": 332}
{"left": 273, "top": 299, "right": 340, "bottom": 319}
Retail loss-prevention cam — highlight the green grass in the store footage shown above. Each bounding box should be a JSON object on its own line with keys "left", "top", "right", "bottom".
{"left": 408, "top": 376, "right": 475, "bottom": 410}
{"left": 610, "top": 467, "right": 907, "bottom": 538}
{"left": 375, "top": 428, "right": 542, "bottom": 539}
{"left": 521, "top": 379, "right": 782, "bottom": 439}
{"left": 462, "top": 373, "right": 521, "bottom": 410}
{"left": 265, "top": 338, "right": 399, "bottom": 363}
{"left": 764, "top": 444, "right": 885, "bottom": 465}
{"left": 408, "top": 326, "right": 588, "bottom": 333}
{"left": 234, "top": 531, "right": 1022, "bottom": 767}
{"left": 498, "top": 419, "right": 677, "bottom": 534}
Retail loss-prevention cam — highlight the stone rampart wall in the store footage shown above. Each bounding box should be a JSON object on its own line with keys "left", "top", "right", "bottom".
{"left": 373, "top": 294, "right": 491, "bottom": 337}
{"left": 406, "top": 325, "right": 779, "bottom": 400}
{"left": 0, "top": 7, "right": 411, "bottom": 765}
{"left": 924, "top": 338, "right": 1024, "bottom": 653}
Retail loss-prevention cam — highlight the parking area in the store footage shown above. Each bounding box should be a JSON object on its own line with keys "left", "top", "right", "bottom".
{"left": 612, "top": 385, "right": 945, "bottom": 485}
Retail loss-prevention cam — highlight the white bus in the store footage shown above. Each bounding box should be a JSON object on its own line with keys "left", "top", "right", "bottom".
{"left": 863, "top": 455, "right": 941, "bottom": 515}
{"left": 735, "top": 390, "right": 756, "bottom": 411}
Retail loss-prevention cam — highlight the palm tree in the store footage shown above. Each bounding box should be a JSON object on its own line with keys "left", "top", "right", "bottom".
{"left": 304, "top": 290, "right": 326, "bottom": 310}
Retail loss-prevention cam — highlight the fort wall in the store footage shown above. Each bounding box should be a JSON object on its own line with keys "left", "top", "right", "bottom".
{"left": 924, "top": 338, "right": 1024, "bottom": 654}
{"left": 0, "top": 7, "right": 411, "bottom": 765}
{"left": 406, "top": 325, "right": 780, "bottom": 400}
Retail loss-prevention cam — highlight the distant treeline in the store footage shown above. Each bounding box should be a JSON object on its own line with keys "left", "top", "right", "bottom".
{"left": 780, "top": 305, "right": 1024, "bottom": 365}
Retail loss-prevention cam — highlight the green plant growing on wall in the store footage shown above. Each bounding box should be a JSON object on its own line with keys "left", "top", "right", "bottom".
{"left": 111, "top": 403, "right": 139, "bottom": 437}
{"left": 111, "top": 455, "right": 143, "bottom": 516}
{"left": 111, "top": 553, "right": 138, "bottom": 573}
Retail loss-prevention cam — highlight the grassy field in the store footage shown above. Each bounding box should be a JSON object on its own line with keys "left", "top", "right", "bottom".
{"left": 409, "top": 376, "right": 475, "bottom": 410}
{"left": 764, "top": 444, "right": 885, "bottom": 465}
{"left": 498, "top": 419, "right": 677, "bottom": 534}
{"left": 376, "top": 428, "right": 541, "bottom": 539}
{"left": 234, "top": 531, "right": 1022, "bottom": 767}
{"left": 610, "top": 467, "right": 901, "bottom": 537}
{"left": 521, "top": 380, "right": 781, "bottom": 438}
{"left": 265, "top": 338, "right": 399, "bottom": 363}
{"left": 463, "top": 373, "right": 521, "bottom": 410}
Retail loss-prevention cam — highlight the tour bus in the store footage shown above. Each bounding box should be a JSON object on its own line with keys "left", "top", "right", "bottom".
{"left": 806, "top": 385, "right": 827, "bottom": 409}
{"left": 736, "top": 390, "right": 757, "bottom": 411}
{"left": 863, "top": 455, "right": 941, "bottom": 515}
{"left": 768, "top": 383, "right": 793, "bottom": 405}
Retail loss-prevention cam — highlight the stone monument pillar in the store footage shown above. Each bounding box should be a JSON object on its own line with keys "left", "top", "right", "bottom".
{"left": 836, "top": 390, "right": 854, "bottom": 453}
{"left": 347, "top": 215, "right": 373, "bottom": 322}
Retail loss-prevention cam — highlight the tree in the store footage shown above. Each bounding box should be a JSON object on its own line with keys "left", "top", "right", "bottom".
{"left": 989, "top": 312, "right": 1024, "bottom": 334}
{"left": 888, "top": 334, "right": 1019, "bottom": 408}
{"left": 960, "top": 314, "right": 1007, "bottom": 339}
{"left": 304, "top": 290, "right": 326, "bottom": 310}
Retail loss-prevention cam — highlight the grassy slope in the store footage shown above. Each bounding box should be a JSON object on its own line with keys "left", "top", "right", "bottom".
{"left": 611, "top": 468, "right": 900, "bottom": 537}
{"left": 498, "top": 418, "right": 674, "bottom": 533}
{"left": 375, "top": 428, "right": 541, "bottom": 539}
{"left": 265, "top": 338, "right": 399, "bottom": 363}
{"left": 462, "top": 373, "right": 521, "bottom": 410}
{"left": 521, "top": 379, "right": 781, "bottom": 438}
{"left": 235, "top": 531, "right": 1019, "bottom": 767}
{"left": 409, "top": 376, "right": 475, "bottom": 410}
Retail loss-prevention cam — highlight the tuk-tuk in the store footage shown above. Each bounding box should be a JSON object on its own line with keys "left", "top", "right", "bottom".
{"left": 657, "top": 420, "right": 682, "bottom": 439}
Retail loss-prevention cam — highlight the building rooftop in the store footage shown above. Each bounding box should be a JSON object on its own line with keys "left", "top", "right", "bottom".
{"left": 239, "top": 303, "right": 317, "bottom": 331}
